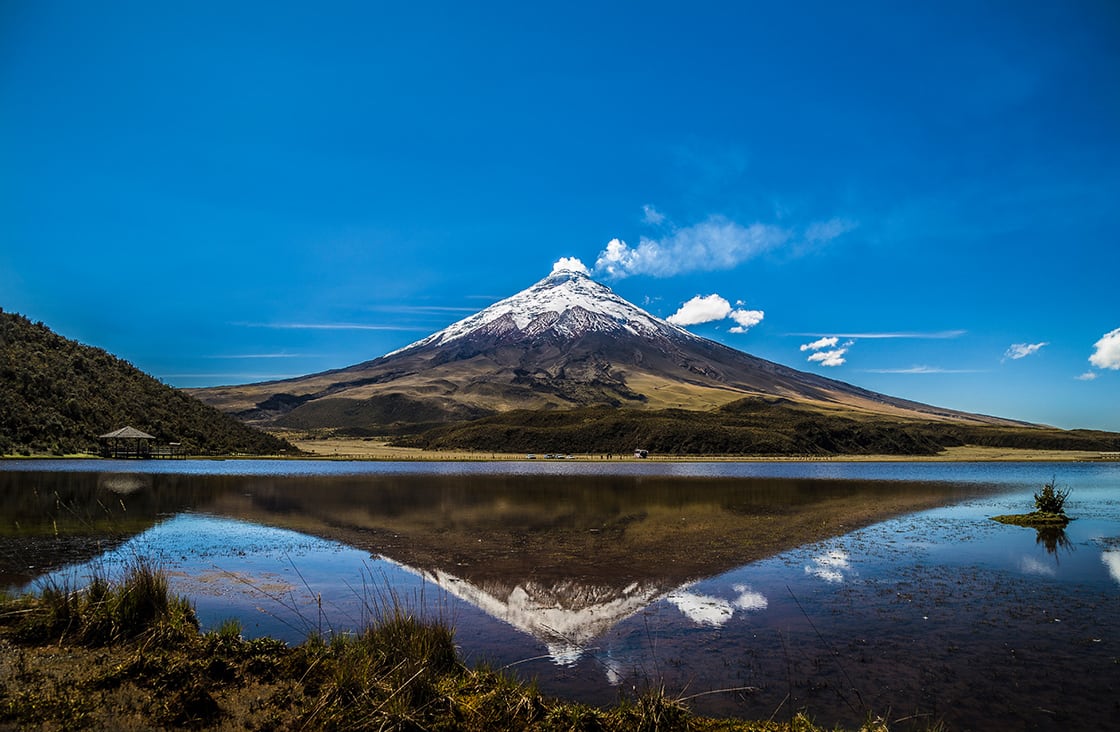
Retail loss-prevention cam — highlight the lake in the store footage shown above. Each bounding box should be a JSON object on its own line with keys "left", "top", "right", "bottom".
{"left": 2, "top": 459, "right": 1117, "bottom": 730}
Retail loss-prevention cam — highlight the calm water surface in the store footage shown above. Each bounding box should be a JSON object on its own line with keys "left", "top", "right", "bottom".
{"left": 2, "top": 459, "right": 1118, "bottom": 730}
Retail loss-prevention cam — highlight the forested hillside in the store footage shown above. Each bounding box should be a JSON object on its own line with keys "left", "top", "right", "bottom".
{"left": 0, "top": 309, "right": 293, "bottom": 456}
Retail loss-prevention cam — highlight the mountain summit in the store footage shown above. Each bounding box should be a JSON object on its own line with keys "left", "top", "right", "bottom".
{"left": 386, "top": 265, "right": 693, "bottom": 356}
{"left": 192, "top": 267, "right": 1019, "bottom": 432}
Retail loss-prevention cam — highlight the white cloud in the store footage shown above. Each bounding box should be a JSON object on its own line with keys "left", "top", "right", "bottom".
{"left": 1089, "top": 327, "right": 1120, "bottom": 370}
{"left": 801, "top": 336, "right": 851, "bottom": 367}
{"left": 666, "top": 294, "right": 765, "bottom": 334}
{"left": 804, "top": 218, "right": 857, "bottom": 244}
{"left": 594, "top": 216, "right": 789, "bottom": 278}
{"left": 551, "top": 257, "right": 590, "bottom": 275}
{"left": 801, "top": 336, "right": 839, "bottom": 352}
{"left": 1004, "top": 342, "right": 1048, "bottom": 360}
{"left": 667, "top": 294, "right": 731, "bottom": 326}
{"left": 864, "top": 365, "right": 983, "bottom": 374}
{"left": 728, "top": 308, "right": 764, "bottom": 333}
{"left": 241, "top": 322, "right": 427, "bottom": 331}
{"left": 594, "top": 206, "right": 857, "bottom": 279}
{"left": 1077, "top": 371, "right": 1098, "bottom": 381}
{"left": 807, "top": 348, "right": 848, "bottom": 367}
{"left": 206, "top": 353, "right": 308, "bottom": 359}
{"left": 793, "top": 330, "right": 966, "bottom": 340}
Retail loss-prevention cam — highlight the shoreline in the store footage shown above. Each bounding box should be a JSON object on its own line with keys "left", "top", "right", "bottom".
{"left": 2, "top": 443, "right": 1115, "bottom": 463}
{"left": 267, "top": 440, "right": 1119, "bottom": 463}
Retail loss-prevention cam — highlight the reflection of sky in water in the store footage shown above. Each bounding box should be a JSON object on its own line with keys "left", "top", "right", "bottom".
{"left": 28, "top": 514, "right": 437, "bottom": 642}
{"left": 1103, "top": 550, "right": 1120, "bottom": 585}
{"left": 666, "top": 583, "right": 768, "bottom": 627}
{"left": 1020, "top": 555, "right": 1057, "bottom": 576}
{"left": 804, "top": 548, "right": 852, "bottom": 583}
{"left": 13, "top": 461, "right": 1120, "bottom": 731}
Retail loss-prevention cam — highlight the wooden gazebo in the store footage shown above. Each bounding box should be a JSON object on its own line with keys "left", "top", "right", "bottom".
{"left": 98, "top": 426, "right": 156, "bottom": 459}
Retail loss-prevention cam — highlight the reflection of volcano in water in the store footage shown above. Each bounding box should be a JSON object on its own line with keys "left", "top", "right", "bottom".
{"left": 190, "top": 471, "right": 978, "bottom": 665}
{"left": 385, "top": 556, "right": 671, "bottom": 665}
{"left": 382, "top": 557, "right": 772, "bottom": 668}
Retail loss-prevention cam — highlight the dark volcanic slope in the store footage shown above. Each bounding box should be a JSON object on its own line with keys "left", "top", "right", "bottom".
{"left": 191, "top": 269, "right": 1030, "bottom": 431}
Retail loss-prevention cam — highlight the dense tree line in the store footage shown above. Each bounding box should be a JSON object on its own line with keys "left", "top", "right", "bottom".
{"left": 393, "top": 397, "right": 1120, "bottom": 456}
{"left": 0, "top": 309, "right": 294, "bottom": 456}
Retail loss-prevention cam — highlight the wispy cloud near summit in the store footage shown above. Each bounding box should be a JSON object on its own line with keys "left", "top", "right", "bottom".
{"left": 594, "top": 210, "right": 854, "bottom": 279}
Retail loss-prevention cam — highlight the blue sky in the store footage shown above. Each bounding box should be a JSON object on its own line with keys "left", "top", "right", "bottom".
{"left": 2, "top": 1, "right": 1118, "bottom": 431}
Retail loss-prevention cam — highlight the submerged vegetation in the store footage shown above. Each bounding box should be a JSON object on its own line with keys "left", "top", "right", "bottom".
{"left": 1, "top": 563, "right": 906, "bottom": 731}
{"left": 0, "top": 309, "right": 294, "bottom": 456}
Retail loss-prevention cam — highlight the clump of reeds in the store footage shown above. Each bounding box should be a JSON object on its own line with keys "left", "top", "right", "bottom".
{"left": 6, "top": 559, "right": 197, "bottom": 646}
{"left": 294, "top": 601, "right": 462, "bottom": 729}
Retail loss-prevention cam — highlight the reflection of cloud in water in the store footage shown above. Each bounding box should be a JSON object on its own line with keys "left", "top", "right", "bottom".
{"left": 667, "top": 590, "right": 733, "bottom": 626}
{"left": 602, "top": 655, "right": 623, "bottom": 686}
{"left": 97, "top": 473, "right": 152, "bottom": 495}
{"left": 1019, "top": 556, "right": 1056, "bottom": 577}
{"left": 666, "top": 583, "right": 768, "bottom": 627}
{"left": 1103, "top": 551, "right": 1120, "bottom": 585}
{"left": 732, "top": 584, "right": 768, "bottom": 611}
{"left": 805, "top": 549, "right": 851, "bottom": 583}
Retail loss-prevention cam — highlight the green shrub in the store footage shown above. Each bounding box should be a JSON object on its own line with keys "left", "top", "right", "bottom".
{"left": 1034, "top": 477, "right": 1071, "bottom": 515}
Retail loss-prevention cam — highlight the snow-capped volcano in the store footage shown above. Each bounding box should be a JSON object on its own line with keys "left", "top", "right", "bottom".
{"left": 387, "top": 266, "right": 694, "bottom": 357}
{"left": 192, "top": 265, "right": 1022, "bottom": 430}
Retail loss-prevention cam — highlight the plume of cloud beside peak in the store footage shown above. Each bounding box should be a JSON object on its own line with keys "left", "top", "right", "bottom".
{"left": 1089, "top": 327, "right": 1120, "bottom": 370}
{"left": 593, "top": 207, "right": 855, "bottom": 279}
{"left": 551, "top": 257, "right": 590, "bottom": 275}
{"left": 595, "top": 216, "right": 788, "bottom": 278}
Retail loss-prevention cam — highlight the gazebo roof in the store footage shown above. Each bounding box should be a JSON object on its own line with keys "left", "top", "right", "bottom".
{"left": 99, "top": 426, "right": 156, "bottom": 440}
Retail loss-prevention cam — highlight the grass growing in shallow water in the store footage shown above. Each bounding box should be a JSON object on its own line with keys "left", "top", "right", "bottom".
{"left": 1, "top": 565, "right": 924, "bottom": 731}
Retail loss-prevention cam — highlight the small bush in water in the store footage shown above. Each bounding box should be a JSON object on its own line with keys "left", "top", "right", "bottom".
{"left": 1034, "top": 477, "right": 1071, "bottom": 515}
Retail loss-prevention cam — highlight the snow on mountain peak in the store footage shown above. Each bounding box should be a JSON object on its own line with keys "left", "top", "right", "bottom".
{"left": 385, "top": 266, "right": 693, "bottom": 357}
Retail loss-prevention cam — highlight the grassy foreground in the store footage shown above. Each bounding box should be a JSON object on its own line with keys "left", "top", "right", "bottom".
{"left": 0, "top": 564, "right": 906, "bottom": 731}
